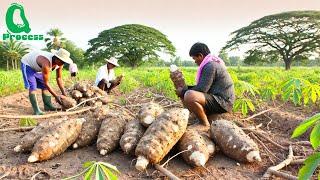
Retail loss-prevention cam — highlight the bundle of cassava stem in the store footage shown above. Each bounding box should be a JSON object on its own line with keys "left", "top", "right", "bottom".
{"left": 210, "top": 120, "right": 261, "bottom": 163}
{"left": 137, "top": 102, "right": 164, "bottom": 127}
{"left": 73, "top": 107, "right": 109, "bottom": 149}
{"left": 169, "top": 65, "right": 187, "bottom": 90}
{"left": 120, "top": 119, "right": 146, "bottom": 155}
{"left": 97, "top": 113, "right": 127, "bottom": 155}
{"left": 28, "top": 118, "right": 85, "bottom": 163}
{"left": 178, "top": 126, "right": 215, "bottom": 167}
{"left": 135, "top": 108, "right": 189, "bottom": 171}
{"left": 14, "top": 118, "right": 65, "bottom": 153}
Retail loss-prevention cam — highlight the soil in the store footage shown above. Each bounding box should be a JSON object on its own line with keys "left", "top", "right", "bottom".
{"left": 0, "top": 87, "right": 317, "bottom": 180}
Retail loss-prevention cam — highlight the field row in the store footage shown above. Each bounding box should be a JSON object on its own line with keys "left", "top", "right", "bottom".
{"left": 1, "top": 66, "right": 320, "bottom": 116}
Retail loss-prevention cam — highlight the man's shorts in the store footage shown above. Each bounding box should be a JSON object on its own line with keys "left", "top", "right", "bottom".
{"left": 203, "top": 93, "right": 227, "bottom": 115}
{"left": 21, "top": 62, "right": 46, "bottom": 91}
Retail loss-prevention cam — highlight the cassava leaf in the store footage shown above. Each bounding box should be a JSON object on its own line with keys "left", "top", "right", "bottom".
{"left": 292, "top": 113, "right": 320, "bottom": 138}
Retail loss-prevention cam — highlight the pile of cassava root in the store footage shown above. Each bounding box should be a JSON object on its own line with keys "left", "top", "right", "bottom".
{"left": 59, "top": 82, "right": 110, "bottom": 109}
{"left": 14, "top": 101, "right": 261, "bottom": 173}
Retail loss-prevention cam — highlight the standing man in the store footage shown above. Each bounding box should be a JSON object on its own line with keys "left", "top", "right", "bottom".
{"left": 95, "top": 57, "right": 123, "bottom": 93}
{"left": 21, "top": 48, "right": 74, "bottom": 115}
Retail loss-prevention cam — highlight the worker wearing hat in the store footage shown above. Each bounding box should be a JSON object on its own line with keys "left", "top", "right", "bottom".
{"left": 21, "top": 48, "right": 77, "bottom": 115}
{"left": 95, "top": 57, "right": 123, "bottom": 93}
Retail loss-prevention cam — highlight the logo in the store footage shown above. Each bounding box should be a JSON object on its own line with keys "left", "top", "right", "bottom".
{"left": 2, "top": 3, "right": 43, "bottom": 41}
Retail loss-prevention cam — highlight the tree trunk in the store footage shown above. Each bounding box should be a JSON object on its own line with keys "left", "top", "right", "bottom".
{"left": 6, "top": 60, "right": 9, "bottom": 71}
{"left": 11, "top": 59, "right": 14, "bottom": 70}
{"left": 284, "top": 58, "right": 292, "bottom": 70}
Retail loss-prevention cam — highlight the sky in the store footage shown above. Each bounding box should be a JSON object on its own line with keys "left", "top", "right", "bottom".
{"left": 0, "top": 0, "right": 320, "bottom": 61}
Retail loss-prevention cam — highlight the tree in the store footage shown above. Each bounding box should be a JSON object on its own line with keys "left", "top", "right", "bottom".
{"left": 243, "top": 50, "right": 280, "bottom": 65}
{"left": 45, "top": 28, "right": 66, "bottom": 50}
{"left": 222, "top": 11, "right": 320, "bottom": 70}
{"left": 63, "top": 40, "right": 86, "bottom": 67}
{"left": 2, "top": 39, "right": 29, "bottom": 70}
{"left": 86, "top": 24, "right": 176, "bottom": 68}
{"left": 218, "top": 50, "right": 230, "bottom": 65}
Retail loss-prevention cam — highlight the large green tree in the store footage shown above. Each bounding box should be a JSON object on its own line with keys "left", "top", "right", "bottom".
{"left": 45, "top": 28, "right": 66, "bottom": 50}
{"left": 1, "top": 39, "right": 29, "bottom": 70}
{"left": 86, "top": 24, "right": 176, "bottom": 68}
{"left": 222, "top": 11, "right": 320, "bottom": 70}
{"left": 63, "top": 40, "right": 86, "bottom": 67}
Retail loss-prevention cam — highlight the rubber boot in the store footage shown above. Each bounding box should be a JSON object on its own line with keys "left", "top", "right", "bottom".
{"left": 29, "top": 94, "right": 44, "bottom": 115}
{"left": 42, "top": 93, "right": 57, "bottom": 111}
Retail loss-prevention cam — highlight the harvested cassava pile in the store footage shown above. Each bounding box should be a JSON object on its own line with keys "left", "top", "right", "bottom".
{"left": 135, "top": 108, "right": 189, "bottom": 171}
{"left": 14, "top": 118, "right": 65, "bottom": 153}
{"left": 138, "top": 102, "right": 164, "bottom": 127}
{"left": 170, "top": 65, "right": 187, "bottom": 90}
{"left": 120, "top": 119, "right": 146, "bottom": 155}
{"left": 178, "top": 127, "right": 215, "bottom": 167}
{"left": 73, "top": 107, "right": 109, "bottom": 149}
{"left": 67, "top": 83, "right": 109, "bottom": 108}
{"left": 28, "top": 118, "right": 85, "bottom": 163}
{"left": 97, "top": 113, "right": 127, "bottom": 155}
{"left": 211, "top": 120, "right": 261, "bottom": 163}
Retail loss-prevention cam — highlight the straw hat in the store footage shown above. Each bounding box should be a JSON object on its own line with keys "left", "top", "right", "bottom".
{"left": 51, "top": 48, "right": 73, "bottom": 64}
{"left": 106, "top": 57, "right": 120, "bottom": 67}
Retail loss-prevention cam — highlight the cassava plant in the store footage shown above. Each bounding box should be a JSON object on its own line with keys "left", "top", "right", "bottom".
{"left": 292, "top": 113, "right": 320, "bottom": 179}
{"left": 63, "top": 161, "right": 120, "bottom": 180}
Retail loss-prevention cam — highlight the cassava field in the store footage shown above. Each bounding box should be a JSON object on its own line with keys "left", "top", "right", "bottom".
{"left": 0, "top": 66, "right": 319, "bottom": 179}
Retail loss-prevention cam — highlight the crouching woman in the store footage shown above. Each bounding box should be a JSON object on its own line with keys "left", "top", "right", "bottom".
{"left": 177, "top": 43, "right": 235, "bottom": 128}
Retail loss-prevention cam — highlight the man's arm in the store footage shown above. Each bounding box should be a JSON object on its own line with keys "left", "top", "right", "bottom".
{"left": 56, "top": 65, "right": 66, "bottom": 95}
{"left": 42, "top": 63, "right": 59, "bottom": 98}
{"left": 190, "top": 63, "right": 215, "bottom": 93}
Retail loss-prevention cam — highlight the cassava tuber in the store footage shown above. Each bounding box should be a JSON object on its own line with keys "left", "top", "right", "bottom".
{"left": 138, "top": 102, "right": 164, "bottom": 127}
{"left": 97, "top": 113, "right": 127, "bottom": 155}
{"left": 210, "top": 120, "right": 261, "bottom": 163}
{"left": 120, "top": 119, "right": 146, "bottom": 155}
{"left": 71, "top": 90, "right": 82, "bottom": 100}
{"left": 178, "top": 127, "right": 215, "bottom": 167}
{"left": 74, "top": 82, "right": 88, "bottom": 93}
{"left": 60, "top": 96, "right": 77, "bottom": 109}
{"left": 72, "top": 117, "right": 103, "bottom": 149}
{"left": 14, "top": 119, "right": 65, "bottom": 153}
{"left": 28, "top": 118, "right": 85, "bottom": 163}
{"left": 135, "top": 108, "right": 189, "bottom": 171}
{"left": 169, "top": 65, "right": 187, "bottom": 90}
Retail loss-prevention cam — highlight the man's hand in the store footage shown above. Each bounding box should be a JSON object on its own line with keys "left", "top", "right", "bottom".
{"left": 175, "top": 87, "right": 184, "bottom": 97}
{"left": 55, "top": 95, "right": 66, "bottom": 105}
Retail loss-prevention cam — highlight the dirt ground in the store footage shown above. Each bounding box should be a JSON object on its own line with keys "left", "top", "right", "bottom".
{"left": 0, "top": 87, "right": 317, "bottom": 179}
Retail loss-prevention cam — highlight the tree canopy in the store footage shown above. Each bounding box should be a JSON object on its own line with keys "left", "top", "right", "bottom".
{"left": 86, "top": 24, "right": 176, "bottom": 68}
{"left": 222, "top": 11, "right": 320, "bottom": 70}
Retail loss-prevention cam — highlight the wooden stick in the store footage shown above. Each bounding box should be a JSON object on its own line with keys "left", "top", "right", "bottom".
{"left": 154, "top": 164, "right": 181, "bottom": 180}
{"left": 235, "top": 121, "right": 287, "bottom": 150}
{"left": 66, "top": 96, "right": 104, "bottom": 112}
{"left": 0, "top": 126, "right": 35, "bottom": 132}
{"left": 241, "top": 107, "right": 277, "bottom": 121}
{"left": 262, "top": 146, "right": 295, "bottom": 179}
{"left": 109, "top": 103, "right": 136, "bottom": 117}
{"left": 291, "top": 159, "right": 305, "bottom": 165}
{"left": 249, "top": 129, "right": 287, "bottom": 150}
{"left": 241, "top": 104, "right": 284, "bottom": 121}
{"left": 0, "top": 107, "right": 93, "bottom": 119}
{"left": 250, "top": 133, "right": 279, "bottom": 162}
{"left": 266, "top": 170, "right": 297, "bottom": 180}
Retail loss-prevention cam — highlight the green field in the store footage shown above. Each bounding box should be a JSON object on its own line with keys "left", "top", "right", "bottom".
{"left": 1, "top": 66, "right": 320, "bottom": 116}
